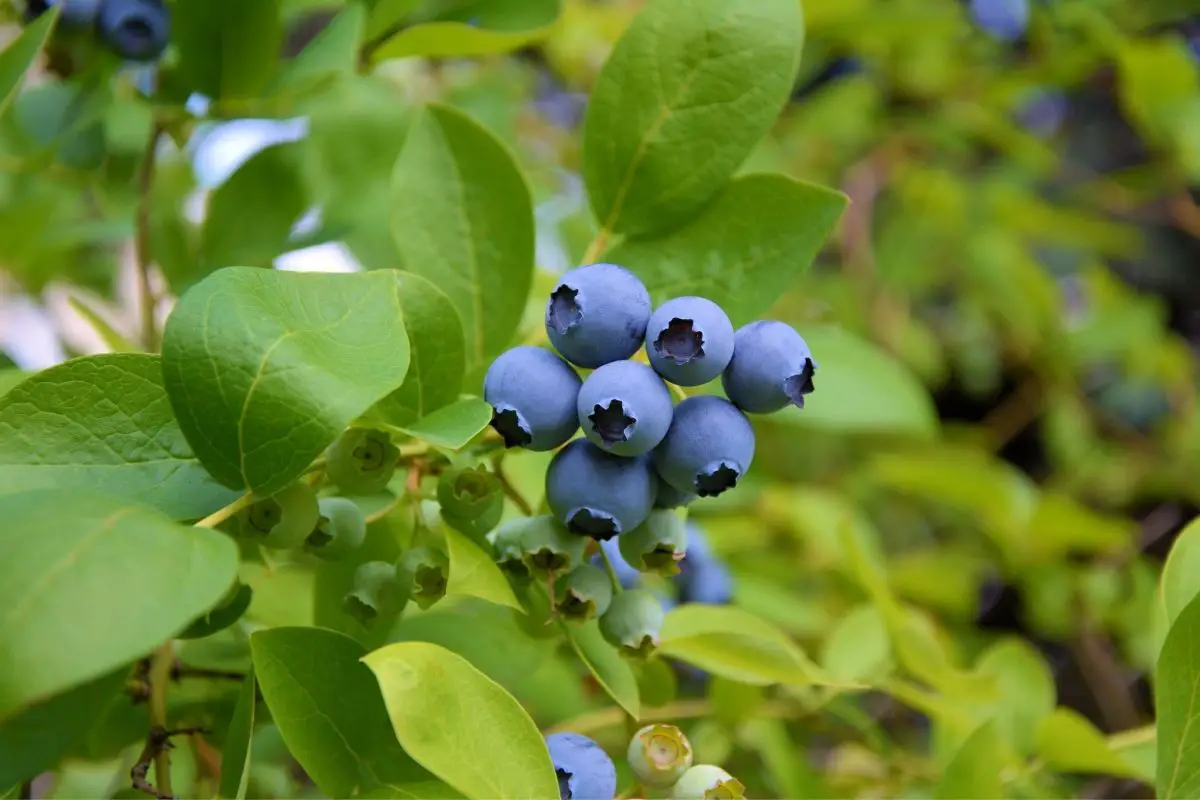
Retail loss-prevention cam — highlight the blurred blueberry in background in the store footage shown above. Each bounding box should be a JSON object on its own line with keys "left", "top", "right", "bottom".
{"left": 1016, "top": 88, "right": 1068, "bottom": 138}
{"left": 969, "top": 0, "right": 1030, "bottom": 41}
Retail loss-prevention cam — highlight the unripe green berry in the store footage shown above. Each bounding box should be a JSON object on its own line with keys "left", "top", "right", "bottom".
{"left": 438, "top": 465, "right": 504, "bottom": 540}
{"left": 239, "top": 481, "right": 319, "bottom": 549}
{"left": 555, "top": 564, "right": 613, "bottom": 623}
{"left": 492, "top": 518, "right": 534, "bottom": 583}
{"left": 326, "top": 428, "right": 398, "bottom": 494}
{"left": 599, "top": 588, "right": 664, "bottom": 660}
{"left": 342, "top": 561, "right": 403, "bottom": 628}
{"left": 619, "top": 510, "right": 688, "bottom": 576}
{"left": 492, "top": 514, "right": 586, "bottom": 580}
{"left": 627, "top": 724, "right": 694, "bottom": 788}
{"left": 397, "top": 546, "right": 450, "bottom": 610}
{"left": 670, "top": 765, "right": 744, "bottom": 799}
{"left": 306, "top": 497, "right": 367, "bottom": 560}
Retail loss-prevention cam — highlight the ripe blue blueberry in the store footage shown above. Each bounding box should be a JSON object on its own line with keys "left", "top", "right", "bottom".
{"left": 546, "top": 263, "right": 652, "bottom": 369}
{"left": 484, "top": 346, "right": 582, "bottom": 451}
{"left": 546, "top": 439, "right": 657, "bottom": 540}
{"left": 654, "top": 475, "right": 697, "bottom": 509}
{"left": 544, "top": 732, "right": 618, "bottom": 800}
{"left": 676, "top": 522, "right": 734, "bottom": 605}
{"left": 652, "top": 396, "right": 754, "bottom": 498}
{"left": 721, "top": 320, "right": 816, "bottom": 414}
{"left": 577, "top": 360, "right": 673, "bottom": 456}
{"left": 645, "top": 297, "right": 735, "bottom": 387}
{"left": 98, "top": 0, "right": 170, "bottom": 62}
{"left": 968, "top": 0, "right": 1028, "bottom": 41}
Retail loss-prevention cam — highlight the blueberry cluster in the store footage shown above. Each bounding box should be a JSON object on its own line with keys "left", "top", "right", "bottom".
{"left": 485, "top": 263, "right": 818, "bottom": 541}
{"left": 545, "top": 723, "right": 745, "bottom": 800}
{"left": 28, "top": 0, "right": 170, "bottom": 62}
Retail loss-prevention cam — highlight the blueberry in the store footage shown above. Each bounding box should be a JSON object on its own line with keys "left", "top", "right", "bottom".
{"left": 968, "top": 0, "right": 1028, "bottom": 41}
{"left": 396, "top": 546, "right": 449, "bottom": 610}
{"left": 645, "top": 297, "right": 735, "bottom": 386}
{"left": 598, "top": 587, "right": 665, "bottom": 659}
{"left": 546, "top": 439, "right": 657, "bottom": 540}
{"left": 654, "top": 475, "right": 697, "bottom": 509}
{"left": 676, "top": 522, "right": 734, "bottom": 605}
{"left": 97, "top": 0, "right": 170, "bottom": 62}
{"left": 721, "top": 320, "right": 816, "bottom": 414}
{"left": 670, "top": 764, "right": 745, "bottom": 799}
{"left": 239, "top": 481, "right": 319, "bottom": 550}
{"left": 326, "top": 428, "right": 398, "bottom": 494}
{"left": 652, "top": 396, "right": 754, "bottom": 498}
{"left": 577, "top": 360, "right": 674, "bottom": 456}
{"left": 619, "top": 510, "right": 688, "bottom": 577}
{"left": 627, "top": 724, "right": 694, "bottom": 789}
{"left": 591, "top": 539, "right": 641, "bottom": 589}
{"left": 305, "top": 497, "right": 367, "bottom": 560}
{"left": 492, "top": 514, "right": 587, "bottom": 580}
{"left": 544, "top": 732, "right": 617, "bottom": 800}
{"left": 484, "top": 346, "right": 582, "bottom": 451}
{"left": 545, "top": 263, "right": 652, "bottom": 368}
{"left": 342, "top": 561, "right": 404, "bottom": 627}
{"left": 554, "top": 564, "right": 614, "bottom": 623}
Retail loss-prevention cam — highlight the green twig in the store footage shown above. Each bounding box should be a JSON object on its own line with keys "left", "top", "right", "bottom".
{"left": 492, "top": 455, "right": 534, "bottom": 516}
{"left": 194, "top": 493, "right": 254, "bottom": 529}
{"left": 135, "top": 120, "right": 163, "bottom": 352}
{"left": 596, "top": 546, "right": 624, "bottom": 595}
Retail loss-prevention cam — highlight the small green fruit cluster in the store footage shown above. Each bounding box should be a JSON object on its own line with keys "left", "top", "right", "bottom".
{"left": 628, "top": 724, "right": 744, "bottom": 799}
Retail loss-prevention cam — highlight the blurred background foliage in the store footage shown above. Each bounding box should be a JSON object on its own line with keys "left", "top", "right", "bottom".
{"left": 2, "top": 0, "right": 1200, "bottom": 798}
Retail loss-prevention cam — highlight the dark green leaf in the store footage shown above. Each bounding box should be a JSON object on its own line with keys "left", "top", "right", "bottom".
{"left": 365, "top": 272, "right": 466, "bottom": 427}
{"left": 173, "top": 0, "right": 283, "bottom": 100}
{"left": 251, "top": 627, "right": 427, "bottom": 797}
{"left": 606, "top": 174, "right": 846, "bottom": 326}
{"left": 390, "top": 103, "right": 534, "bottom": 377}
{"left": 0, "top": 668, "right": 126, "bottom": 786}
{"left": 1158, "top": 592, "right": 1200, "bottom": 797}
{"left": 161, "top": 268, "right": 410, "bottom": 494}
{"left": 563, "top": 620, "right": 640, "bottom": 719}
{"left": 0, "top": 7, "right": 58, "bottom": 120}
{"left": 201, "top": 143, "right": 309, "bottom": 271}
{"left": 0, "top": 354, "right": 237, "bottom": 519}
{"left": 0, "top": 490, "right": 238, "bottom": 722}
{"left": 218, "top": 669, "right": 257, "bottom": 800}
{"left": 582, "top": 0, "right": 803, "bottom": 237}
{"left": 179, "top": 582, "right": 253, "bottom": 640}
{"left": 364, "top": 641, "right": 560, "bottom": 800}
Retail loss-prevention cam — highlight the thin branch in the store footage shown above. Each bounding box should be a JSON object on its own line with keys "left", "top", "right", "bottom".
{"left": 580, "top": 229, "right": 610, "bottom": 264}
{"left": 135, "top": 120, "right": 163, "bottom": 352}
{"left": 146, "top": 643, "right": 175, "bottom": 796}
{"left": 170, "top": 662, "right": 245, "bottom": 683}
{"left": 194, "top": 493, "right": 254, "bottom": 529}
{"left": 131, "top": 724, "right": 207, "bottom": 800}
{"left": 491, "top": 455, "right": 533, "bottom": 515}
{"left": 595, "top": 545, "right": 623, "bottom": 596}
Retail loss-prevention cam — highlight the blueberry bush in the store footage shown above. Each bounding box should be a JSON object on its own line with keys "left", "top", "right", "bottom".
{"left": 1, "top": 0, "right": 1200, "bottom": 799}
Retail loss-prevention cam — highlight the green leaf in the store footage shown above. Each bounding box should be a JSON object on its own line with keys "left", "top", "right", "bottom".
{"left": 582, "top": 0, "right": 803, "bottom": 237}
{"left": 781, "top": 326, "right": 939, "bottom": 438}
{"left": 935, "top": 722, "right": 1006, "bottom": 800}
{"left": 179, "top": 582, "right": 253, "bottom": 640}
{"left": 974, "top": 638, "right": 1056, "bottom": 757}
{"left": 365, "top": 272, "right": 466, "bottom": 427}
{"left": 0, "top": 490, "right": 238, "bottom": 722}
{"left": 1035, "top": 708, "right": 1142, "bottom": 779}
{"left": 275, "top": 1, "right": 367, "bottom": 93}
{"left": 444, "top": 527, "right": 521, "bottom": 611}
{"left": 658, "top": 604, "right": 830, "bottom": 687}
{"left": 819, "top": 605, "right": 893, "bottom": 684}
{"left": 173, "top": 0, "right": 283, "bottom": 100}
{"left": 0, "top": 6, "right": 58, "bottom": 121}
{"left": 1162, "top": 516, "right": 1200, "bottom": 627}
{"left": 392, "top": 397, "right": 493, "bottom": 450}
{"left": 362, "top": 782, "right": 465, "bottom": 799}
{"left": 563, "top": 620, "right": 640, "bottom": 719}
{"left": 363, "top": 641, "right": 559, "bottom": 800}
{"left": 1158, "top": 592, "right": 1200, "bottom": 797}
{"left": 301, "top": 75, "right": 411, "bottom": 270}
{"left": 607, "top": 175, "right": 845, "bottom": 326}
{"left": 250, "top": 627, "right": 426, "bottom": 797}
{"left": 389, "top": 103, "right": 534, "bottom": 377}
{"left": 65, "top": 296, "right": 138, "bottom": 353}
{"left": 161, "top": 268, "right": 410, "bottom": 494}
{"left": 0, "top": 668, "right": 126, "bottom": 786}
{"left": 370, "top": 0, "right": 560, "bottom": 61}
{"left": 201, "top": 143, "right": 309, "bottom": 271}
{"left": 1110, "top": 726, "right": 1157, "bottom": 785}
{"left": 0, "top": 353, "right": 238, "bottom": 520}
{"left": 0, "top": 370, "right": 25, "bottom": 398}
{"left": 365, "top": 0, "right": 423, "bottom": 43}
{"left": 218, "top": 669, "right": 257, "bottom": 800}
